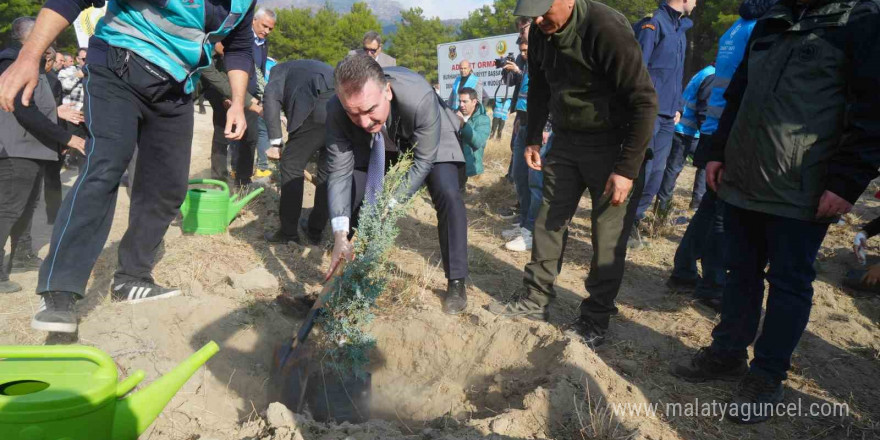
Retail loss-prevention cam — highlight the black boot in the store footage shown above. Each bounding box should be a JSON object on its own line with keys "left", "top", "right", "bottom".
{"left": 726, "top": 372, "right": 784, "bottom": 424}
{"left": 442, "top": 279, "right": 467, "bottom": 315}
{"left": 11, "top": 235, "right": 43, "bottom": 273}
{"left": 265, "top": 229, "right": 302, "bottom": 245}
{"left": 566, "top": 316, "right": 607, "bottom": 348}
{"left": 672, "top": 347, "right": 749, "bottom": 382}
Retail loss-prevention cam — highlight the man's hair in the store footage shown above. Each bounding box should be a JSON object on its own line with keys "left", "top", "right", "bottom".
{"left": 254, "top": 8, "right": 276, "bottom": 20}
{"left": 335, "top": 54, "right": 387, "bottom": 97}
{"left": 11, "top": 17, "right": 36, "bottom": 42}
{"left": 78, "top": 47, "right": 87, "bottom": 55}
{"left": 458, "top": 87, "right": 478, "bottom": 102}
{"left": 515, "top": 16, "right": 532, "bottom": 28}
{"left": 516, "top": 36, "right": 529, "bottom": 45}
{"left": 362, "top": 30, "right": 382, "bottom": 46}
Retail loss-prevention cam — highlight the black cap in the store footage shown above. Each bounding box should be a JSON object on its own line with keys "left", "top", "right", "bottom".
{"left": 514, "top": 0, "right": 554, "bottom": 17}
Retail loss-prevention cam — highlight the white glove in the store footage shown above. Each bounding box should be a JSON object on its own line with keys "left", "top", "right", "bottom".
{"left": 854, "top": 231, "right": 868, "bottom": 265}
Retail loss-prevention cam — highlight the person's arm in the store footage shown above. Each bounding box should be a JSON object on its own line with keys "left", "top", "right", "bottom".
{"left": 461, "top": 113, "right": 490, "bottom": 151}
{"left": 263, "top": 74, "right": 286, "bottom": 145}
{"left": 57, "top": 67, "right": 81, "bottom": 93}
{"left": 0, "top": 60, "right": 72, "bottom": 148}
{"left": 823, "top": 6, "right": 880, "bottom": 205}
{"left": 405, "top": 92, "right": 443, "bottom": 197}
{"left": 635, "top": 18, "right": 659, "bottom": 67}
{"left": 525, "top": 30, "right": 550, "bottom": 146}
{"left": 695, "top": 73, "right": 715, "bottom": 128}
{"left": 219, "top": 2, "right": 255, "bottom": 78}
{"left": 325, "top": 98, "right": 356, "bottom": 233}
{"left": 593, "top": 16, "right": 659, "bottom": 179}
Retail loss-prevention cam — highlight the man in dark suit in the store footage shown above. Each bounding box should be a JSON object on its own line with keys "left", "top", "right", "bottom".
{"left": 326, "top": 54, "right": 468, "bottom": 314}
{"left": 263, "top": 60, "right": 335, "bottom": 245}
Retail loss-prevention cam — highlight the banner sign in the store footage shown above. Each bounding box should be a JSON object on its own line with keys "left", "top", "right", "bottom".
{"left": 437, "top": 33, "right": 519, "bottom": 104}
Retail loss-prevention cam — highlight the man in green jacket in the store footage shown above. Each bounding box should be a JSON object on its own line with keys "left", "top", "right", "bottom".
{"left": 673, "top": 0, "right": 880, "bottom": 423}
{"left": 456, "top": 87, "right": 490, "bottom": 188}
{"left": 488, "top": 0, "right": 658, "bottom": 347}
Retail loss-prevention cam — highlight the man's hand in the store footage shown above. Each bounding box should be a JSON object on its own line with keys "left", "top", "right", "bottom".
{"left": 280, "top": 115, "right": 288, "bottom": 127}
{"left": 502, "top": 61, "right": 520, "bottom": 73}
{"left": 816, "top": 190, "right": 853, "bottom": 219}
{"left": 225, "top": 105, "right": 246, "bottom": 140}
{"left": 542, "top": 131, "right": 551, "bottom": 146}
{"left": 66, "top": 135, "right": 86, "bottom": 155}
{"left": 222, "top": 99, "right": 232, "bottom": 109}
{"left": 75, "top": 69, "right": 84, "bottom": 79}
{"left": 705, "top": 161, "right": 724, "bottom": 192}
{"left": 57, "top": 104, "right": 83, "bottom": 125}
{"left": 525, "top": 144, "right": 542, "bottom": 171}
{"left": 0, "top": 55, "right": 41, "bottom": 112}
{"left": 267, "top": 146, "right": 281, "bottom": 160}
{"left": 248, "top": 98, "right": 263, "bottom": 116}
{"left": 674, "top": 111, "right": 681, "bottom": 125}
{"left": 326, "top": 231, "right": 354, "bottom": 279}
{"left": 603, "top": 173, "right": 633, "bottom": 206}
{"left": 861, "top": 263, "right": 880, "bottom": 286}
{"left": 854, "top": 231, "right": 868, "bottom": 265}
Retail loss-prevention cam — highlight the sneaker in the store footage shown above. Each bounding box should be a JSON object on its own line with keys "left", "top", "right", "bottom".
{"left": 565, "top": 316, "right": 607, "bottom": 348}
{"left": 726, "top": 372, "right": 784, "bottom": 424}
{"left": 501, "top": 225, "right": 523, "bottom": 240}
{"left": 666, "top": 275, "right": 699, "bottom": 293}
{"left": 31, "top": 292, "right": 78, "bottom": 333}
{"left": 11, "top": 248, "right": 43, "bottom": 273}
{"left": 486, "top": 295, "right": 548, "bottom": 321}
{"left": 499, "top": 207, "right": 519, "bottom": 220}
{"left": 505, "top": 229, "right": 532, "bottom": 252}
{"left": 671, "top": 347, "right": 749, "bottom": 382}
{"left": 0, "top": 279, "right": 22, "bottom": 294}
{"left": 111, "top": 280, "right": 182, "bottom": 304}
{"left": 254, "top": 169, "right": 273, "bottom": 179}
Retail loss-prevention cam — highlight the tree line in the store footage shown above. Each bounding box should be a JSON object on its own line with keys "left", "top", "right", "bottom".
{"left": 1, "top": 0, "right": 743, "bottom": 85}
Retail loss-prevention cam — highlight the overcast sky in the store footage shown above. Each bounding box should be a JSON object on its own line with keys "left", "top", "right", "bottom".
{"left": 398, "top": 0, "right": 494, "bottom": 20}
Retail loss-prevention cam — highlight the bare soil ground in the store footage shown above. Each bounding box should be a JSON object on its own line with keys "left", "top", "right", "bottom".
{"left": 2, "top": 106, "right": 879, "bottom": 440}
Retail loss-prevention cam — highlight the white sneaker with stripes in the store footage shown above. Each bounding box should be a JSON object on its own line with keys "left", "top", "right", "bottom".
{"left": 112, "top": 280, "right": 182, "bottom": 304}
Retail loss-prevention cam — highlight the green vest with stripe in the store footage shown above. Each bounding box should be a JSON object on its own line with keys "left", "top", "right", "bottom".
{"left": 94, "top": 0, "right": 253, "bottom": 94}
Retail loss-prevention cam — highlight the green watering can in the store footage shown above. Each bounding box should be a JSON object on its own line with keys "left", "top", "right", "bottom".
{"left": 0, "top": 342, "right": 219, "bottom": 440}
{"left": 180, "top": 179, "right": 263, "bottom": 235}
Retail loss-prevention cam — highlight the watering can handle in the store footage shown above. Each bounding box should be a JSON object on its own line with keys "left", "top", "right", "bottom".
{"left": 188, "top": 179, "right": 229, "bottom": 196}
{"left": 0, "top": 345, "right": 118, "bottom": 378}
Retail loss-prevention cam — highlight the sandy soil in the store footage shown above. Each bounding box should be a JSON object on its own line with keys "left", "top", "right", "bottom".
{"left": 1, "top": 106, "right": 878, "bottom": 440}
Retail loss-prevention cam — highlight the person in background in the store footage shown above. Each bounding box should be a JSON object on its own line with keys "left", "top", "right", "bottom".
{"left": 263, "top": 60, "right": 335, "bottom": 246}
{"left": 0, "top": 17, "right": 86, "bottom": 293}
{"left": 62, "top": 54, "right": 74, "bottom": 69}
{"left": 350, "top": 31, "right": 396, "bottom": 68}
{"left": 506, "top": 125, "right": 552, "bottom": 252}
{"left": 490, "top": 95, "right": 511, "bottom": 139}
{"left": 488, "top": 0, "right": 657, "bottom": 349}
{"left": 500, "top": 17, "right": 532, "bottom": 218}
{"left": 75, "top": 48, "right": 86, "bottom": 68}
{"left": 672, "top": 0, "right": 880, "bottom": 423}
{"left": 53, "top": 52, "right": 65, "bottom": 72}
{"left": 246, "top": 8, "right": 276, "bottom": 182}
{"left": 448, "top": 60, "right": 480, "bottom": 111}
{"left": 655, "top": 63, "right": 715, "bottom": 215}
{"left": 664, "top": 0, "right": 777, "bottom": 312}
{"left": 456, "top": 87, "right": 490, "bottom": 190}
{"left": 846, "top": 216, "right": 880, "bottom": 293}
{"left": 326, "top": 55, "right": 469, "bottom": 315}
{"left": 630, "top": 0, "right": 697, "bottom": 249}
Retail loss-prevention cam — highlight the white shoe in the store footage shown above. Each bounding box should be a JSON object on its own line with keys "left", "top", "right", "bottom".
{"left": 502, "top": 225, "right": 523, "bottom": 240}
{"left": 506, "top": 229, "right": 533, "bottom": 252}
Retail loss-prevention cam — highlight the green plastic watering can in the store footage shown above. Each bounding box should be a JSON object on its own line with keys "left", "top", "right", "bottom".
{"left": 180, "top": 179, "right": 263, "bottom": 235}
{"left": 0, "top": 342, "right": 219, "bottom": 440}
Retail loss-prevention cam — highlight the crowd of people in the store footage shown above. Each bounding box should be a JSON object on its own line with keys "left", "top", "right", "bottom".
{"left": 0, "top": 0, "right": 878, "bottom": 426}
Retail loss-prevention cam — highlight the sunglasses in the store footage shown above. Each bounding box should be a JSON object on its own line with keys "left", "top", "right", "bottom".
{"left": 362, "top": 47, "right": 379, "bottom": 54}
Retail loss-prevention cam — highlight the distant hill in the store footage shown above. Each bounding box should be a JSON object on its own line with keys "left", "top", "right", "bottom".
{"left": 258, "top": 0, "right": 405, "bottom": 24}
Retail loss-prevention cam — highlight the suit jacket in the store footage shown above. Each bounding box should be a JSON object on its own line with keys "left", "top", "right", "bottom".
{"left": 326, "top": 66, "right": 464, "bottom": 221}
{"left": 347, "top": 49, "right": 397, "bottom": 67}
{"left": 263, "top": 60, "right": 335, "bottom": 141}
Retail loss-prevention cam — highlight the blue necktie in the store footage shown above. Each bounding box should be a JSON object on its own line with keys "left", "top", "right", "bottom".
{"left": 365, "top": 131, "right": 385, "bottom": 206}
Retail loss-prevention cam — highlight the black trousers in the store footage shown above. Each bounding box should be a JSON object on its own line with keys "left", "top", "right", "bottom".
{"left": 350, "top": 159, "right": 468, "bottom": 280}
{"left": 234, "top": 108, "right": 261, "bottom": 185}
{"left": 206, "top": 91, "right": 230, "bottom": 180}
{"left": 279, "top": 117, "right": 329, "bottom": 238}
{"left": 37, "top": 59, "right": 193, "bottom": 297}
{"left": 0, "top": 158, "right": 43, "bottom": 280}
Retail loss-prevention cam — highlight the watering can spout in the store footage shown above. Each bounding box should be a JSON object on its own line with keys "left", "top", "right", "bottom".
{"left": 228, "top": 187, "right": 264, "bottom": 224}
{"left": 111, "top": 342, "right": 219, "bottom": 439}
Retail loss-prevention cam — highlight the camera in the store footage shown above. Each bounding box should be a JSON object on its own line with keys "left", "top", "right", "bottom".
{"left": 494, "top": 52, "right": 515, "bottom": 69}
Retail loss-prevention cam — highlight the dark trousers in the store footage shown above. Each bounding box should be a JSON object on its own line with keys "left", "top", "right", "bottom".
{"left": 671, "top": 189, "right": 726, "bottom": 299}
{"left": 524, "top": 133, "right": 645, "bottom": 329}
{"left": 351, "top": 160, "right": 468, "bottom": 280}
{"left": 207, "top": 92, "right": 230, "bottom": 180}
{"left": 234, "top": 109, "right": 262, "bottom": 185}
{"left": 15, "top": 157, "right": 63, "bottom": 263}
{"left": 636, "top": 115, "right": 675, "bottom": 220}
{"left": 0, "top": 158, "right": 43, "bottom": 279}
{"left": 491, "top": 117, "right": 505, "bottom": 139}
{"left": 656, "top": 132, "right": 705, "bottom": 209}
{"left": 710, "top": 203, "right": 829, "bottom": 382}
{"left": 37, "top": 61, "right": 193, "bottom": 297}
{"left": 279, "top": 117, "right": 329, "bottom": 238}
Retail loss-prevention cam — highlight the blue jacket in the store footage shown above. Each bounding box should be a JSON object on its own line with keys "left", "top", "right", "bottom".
{"left": 449, "top": 74, "right": 479, "bottom": 110}
{"left": 634, "top": 4, "right": 692, "bottom": 118}
{"left": 676, "top": 65, "right": 715, "bottom": 138}
{"left": 701, "top": 0, "right": 776, "bottom": 134}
